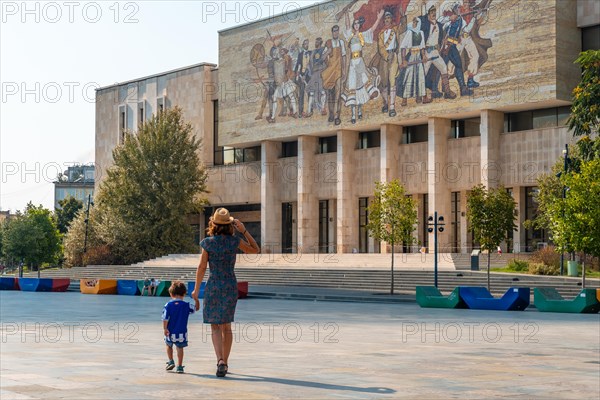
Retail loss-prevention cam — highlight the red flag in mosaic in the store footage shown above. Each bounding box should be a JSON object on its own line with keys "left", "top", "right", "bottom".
{"left": 353, "top": 0, "right": 411, "bottom": 33}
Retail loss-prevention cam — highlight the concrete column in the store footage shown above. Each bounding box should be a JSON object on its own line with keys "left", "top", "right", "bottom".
{"left": 261, "top": 141, "right": 282, "bottom": 253}
{"left": 428, "top": 117, "right": 451, "bottom": 251}
{"left": 297, "top": 135, "right": 318, "bottom": 253}
{"left": 336, "top": 130, "right": 358, "bottom": 253}
{"left": 480, "top": 110, "right": 504, "bottom": 188}
{"left": 380, "top": 124, "right": 402, "bottom": 183}
{"left": 379, "top": 124, "right": 402, "bottom": 253}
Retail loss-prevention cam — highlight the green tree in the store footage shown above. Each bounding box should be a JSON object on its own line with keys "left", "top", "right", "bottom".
{"left": 90, "top": 107, "right": 208, "bottom": 264}
{"left": 527, "top": 138, "right": 600, "bottom": 246}
{"left": 367, "top": 180, "right": 418, "bottom": 294}
{"left": 568, "top": 50, "right": 600, "bottom": 137}
{"left": 55, "top": 196, "right": 84, "bottom": 234}
{"left": 467, "top": 185, "right": 517, "bottom": 290}
{"left": 0, "top": 220, "right": 5, "bottom": 264}
{"left": 552, "top": 159, "right": 600, "bottom": 283}
{"left": 2, "top": 203, "right": 62, "bottom": 274}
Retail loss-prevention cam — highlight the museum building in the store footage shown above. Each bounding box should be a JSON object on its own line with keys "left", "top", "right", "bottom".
{"left": 95, "top": 0, "right": 600, "bottom": 255}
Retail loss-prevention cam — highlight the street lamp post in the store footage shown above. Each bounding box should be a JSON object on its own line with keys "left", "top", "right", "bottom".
{"left": 559, "top": 144, "right": 569, "bottom": 276}
{"left": 83, "top": 194, "right": 94, "bottom": 255}
{"left": 428, "top": 212, "right": 445, "bottom": 288}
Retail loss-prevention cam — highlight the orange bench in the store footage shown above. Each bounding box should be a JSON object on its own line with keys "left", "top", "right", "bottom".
{"left": 80, "top": 279, "right": 117, "bottom": 295}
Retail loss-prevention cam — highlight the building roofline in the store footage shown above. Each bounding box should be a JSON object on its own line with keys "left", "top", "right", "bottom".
{"left": 96, "top": 62, "right": 218, "bottom": 91}
{"left": 218, "top": 1, "right": 325, "bottom": 35}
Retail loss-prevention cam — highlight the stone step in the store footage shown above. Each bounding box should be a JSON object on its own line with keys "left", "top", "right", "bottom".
{"left": 121, "top": 252, "right": 527, "bottom": 270}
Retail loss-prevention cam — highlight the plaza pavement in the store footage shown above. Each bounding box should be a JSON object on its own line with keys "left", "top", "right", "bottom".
{"left": 0, "top": 291, "right": 599, "bottom": 399}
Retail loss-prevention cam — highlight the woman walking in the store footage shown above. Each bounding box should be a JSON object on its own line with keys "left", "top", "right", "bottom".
{"left": 191, "top": 208, "right": 260, "bottom": 377}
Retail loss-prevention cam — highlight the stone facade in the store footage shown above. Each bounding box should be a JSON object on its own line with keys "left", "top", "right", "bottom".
{"left": 95, "top": 63, "right": 217, "bottom": 185}
{"left": 95, "top": 0, "right": 587, "bottom": 255}
{"left": 577, "top": 0, "right": 600, "bottom": 27}
{"left": 217, "top": 0, "right": 580, "bottom": 147}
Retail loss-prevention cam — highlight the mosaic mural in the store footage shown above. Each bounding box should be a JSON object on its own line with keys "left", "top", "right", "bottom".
{"left": 219, "top": 0, "right": 576, "bottom": 145}
{"left": 250, "top": 0, "right": 493, "bottom": 124}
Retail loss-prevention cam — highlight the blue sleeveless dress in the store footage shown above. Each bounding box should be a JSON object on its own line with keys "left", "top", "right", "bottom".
{"left": 200, "top": 235, "right": 241, "bottom": 324}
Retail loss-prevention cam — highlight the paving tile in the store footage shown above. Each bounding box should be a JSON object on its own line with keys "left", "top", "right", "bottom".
{"left": 1, "top": 291, "right": 598, "bottom": 399}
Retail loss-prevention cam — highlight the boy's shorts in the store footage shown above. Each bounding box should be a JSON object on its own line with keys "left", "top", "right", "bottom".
{"left": 165, "top": 336, "right": 188, "bottom": 348}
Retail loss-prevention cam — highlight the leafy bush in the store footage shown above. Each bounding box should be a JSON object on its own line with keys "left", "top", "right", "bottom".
{"left": 529, "top": 262, "right": 560, "bottom": 275}
{"left": 507, "top": 259, "right": 529, "bottom": 272}
{"left": 531, "top": 246, "right": 560, "bottom": 268}
{"left": 578, "top": 253, "right": 600, "bottom": 272}
{"left": 82, "top": 245, "right": 115, "bottom": 266}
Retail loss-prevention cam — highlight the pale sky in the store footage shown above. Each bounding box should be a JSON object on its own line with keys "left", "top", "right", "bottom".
{"left": 0, "top": 0, "right": 320, "bottom": 213}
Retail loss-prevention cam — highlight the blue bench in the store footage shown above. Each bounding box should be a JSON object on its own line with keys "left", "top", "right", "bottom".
{"left": 117, "top": 280, "right": 140, "bottom": 296}
{"left": 188, "top": 282, "right": 206, "bottom": 299}
{"left": 0, "top": 277, "right": 18, "bottom": 290}
{"left": 18, "top": 278, "right": 54, "bottom": 292}
{"left": 459, "top": 286, "right": 530, "bottom": 311}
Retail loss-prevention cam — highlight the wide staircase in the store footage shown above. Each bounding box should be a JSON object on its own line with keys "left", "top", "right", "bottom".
{"left": 132, "top": 252, "right": 523, "bottom": 270}
{"left": 29, "top": 253, "right": 596, "bottom": 298}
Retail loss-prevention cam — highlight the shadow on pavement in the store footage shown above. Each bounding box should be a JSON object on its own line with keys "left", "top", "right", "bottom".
{"left": 186, "top": 372, "right": 396, "bottom": 394}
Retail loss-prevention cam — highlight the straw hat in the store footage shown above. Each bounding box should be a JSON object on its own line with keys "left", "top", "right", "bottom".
{"left": 211, "top": 208, "right": 234, "bottom": 225}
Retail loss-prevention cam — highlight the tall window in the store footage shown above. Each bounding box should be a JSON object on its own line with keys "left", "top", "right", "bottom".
{"left": 451, "top": 192, "right": 461, "bottom": 252}
{"left": 138, "top": 101, "right": 145, "bottom": 126}
{"left": 402, "top": 195, "right": 413, "bottom": 253}
{"left": 319, "top": 200, "right": 329, "bottom": 253}
{"left": 422, "top": 194, "right": 429, "bottom": 250}
{"left": 525, "top": 187, "right": 547, "bottom": 252}
{"left": 281, "top": 203, "right": 293, "bottom": 253}
{"left": 119, "top": 105, "right": 126, "bottom": 144}
{"left": 506, "top": 188, "right": 514, "bottom": 253}
{"left": 157, "top": 97, "right": 165, "bottom": 112}
{"left": 359, "top": 198, "right": 368, "bottom": 253}
{"left": 191, "top": 224, "right": 200, "bottom": 246}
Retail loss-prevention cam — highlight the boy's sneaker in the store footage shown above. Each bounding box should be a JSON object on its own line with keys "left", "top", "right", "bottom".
{"left": 176, "top": 366, "right": 184, "bottom": 374}
{"left": 165, "top": 360, "right": 175, "bottom": 371}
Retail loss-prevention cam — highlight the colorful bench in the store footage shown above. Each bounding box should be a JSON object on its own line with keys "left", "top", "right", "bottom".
{"left": 80, "top": 279, "right": 118, "bottom": 295}
{"left": 187, "top": 281, "right": 248, "bottom": 299}
{"left": 0, "top": 277, "right": 18, "bottom": 290}
{"left": 187, "top": 281, "right": 206, "bottom": 298}
{"left": 416, "top": 286, "right": 467, "bottom": 308}
{"left": 237, "top": 281, "right": 249, "bottom": 299}
{"left": 459, "top": 286, "right": 530, "bottom": 311}
{"left": 137, "top": 280, "right": 171, "bottom": 296}
{"left": 117, "top": 280, "right": 140, "bottom": 295}
{"left": 51, "top": 279, "right": 70, "bottom": 292}
{"left": 17, "top": 278, "right": 69, "bottom": 292}
{"left": 18, "top": 278, "right": 53, "bottom": 292}
{"left": 534, "top": 288, "right": 600, "bottom": 313}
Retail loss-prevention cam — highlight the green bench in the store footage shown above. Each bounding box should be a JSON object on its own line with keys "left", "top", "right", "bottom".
{"left": 416, "top": 286, "right": 467, "bottom": 309}
{"left": 534, "top": 287, "right": 600, "bottom": 313}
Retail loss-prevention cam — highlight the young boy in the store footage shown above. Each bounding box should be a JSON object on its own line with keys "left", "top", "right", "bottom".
{"left": 162, "top": 281, "right": 200, "bottom": 373}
